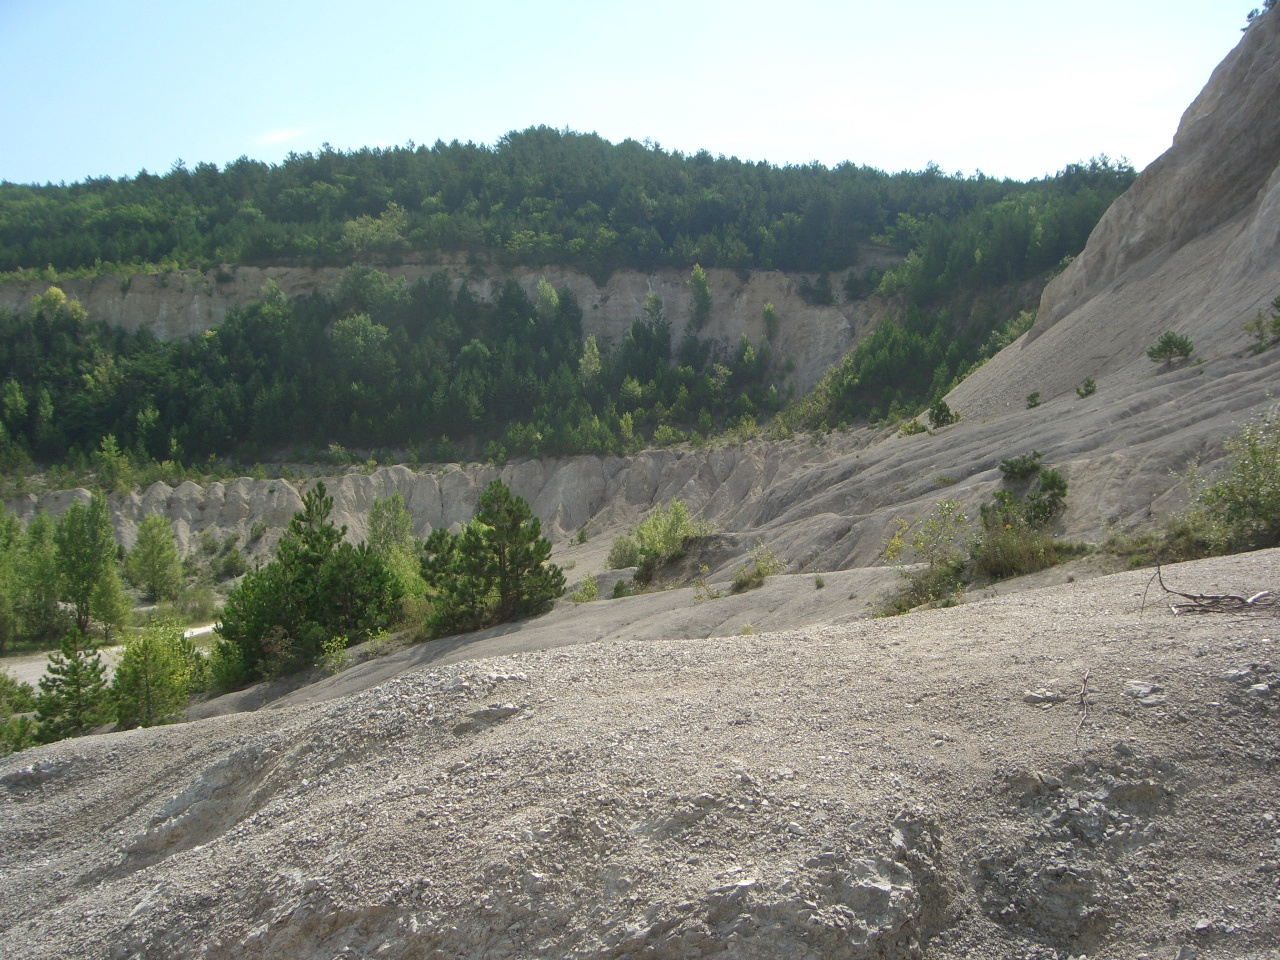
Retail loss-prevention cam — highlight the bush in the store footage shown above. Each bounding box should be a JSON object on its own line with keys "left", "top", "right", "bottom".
{"left": 216, "top": 482, "right": 401, "bottom": 682}
{"left": 1026, "top": 392, "right": 1041, "bottom": 409}
{"left": 126, "top": 514, "right": 182, "bottom": 602}
{"left": 1076, "top": 377, "right": 1097, "bottom": 398}
{"left": 971, "top": 523, "right": 1056, "bottom": 580}
{"left": 319, "top": 635, "right": 351, "bottom": 675}
{"left": 112, "top": 618, "right": 197, "bottom": 729}
{"left": 1242, "top": 303, "right": 1280, "bottom": 354}
{"left": 421, "top": 479, "right": 565, "bottom": 637}
{"left": 1148, "top": 332, "right": 1193, "bottom": 365}
{"left": 1107, "top": 408, "right": 1280, "bottom": 564}
{"left": 607, "top": 535, "right": 640, "bottom": 569}
{"left": 880, "top": 500, "right": 970, "bottom": 614}
{"left": 1199, "top": 408, "right": 1280, "bottom": 551}
{"left": 629, "top": 501, "right": 712, "bottom": 582}
{"left": 219, "top": 548, "right": 248, "bottom": 580}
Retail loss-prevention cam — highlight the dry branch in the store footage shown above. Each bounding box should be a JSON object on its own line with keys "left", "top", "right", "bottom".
{"left": 1142, "top": 564, "right": 1280, "bottom": 616}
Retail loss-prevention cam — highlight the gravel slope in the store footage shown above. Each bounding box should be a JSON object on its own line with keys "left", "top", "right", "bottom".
{"left": 2, "top": 550, "right": 1278, "bottom": 959}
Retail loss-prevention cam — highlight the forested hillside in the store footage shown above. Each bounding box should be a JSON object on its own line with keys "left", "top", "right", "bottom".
{"left": 0, "top": 128, "right": 1137, "bottom": 470}
{"left": 0, "top": 127, "right": 1132, "bottom": 281}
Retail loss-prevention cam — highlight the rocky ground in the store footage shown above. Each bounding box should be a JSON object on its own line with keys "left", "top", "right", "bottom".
{"left": 2, "top": 549, "right": 1279, "bottom": 959}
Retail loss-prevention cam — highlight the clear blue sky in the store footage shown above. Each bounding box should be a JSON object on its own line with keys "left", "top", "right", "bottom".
{"left": 0, "top": 1, "right": 1252, "bottom": 186}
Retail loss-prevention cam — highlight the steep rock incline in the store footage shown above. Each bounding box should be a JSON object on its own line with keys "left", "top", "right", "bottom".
{"left": 949, "top": 11, "right": 1280, "bottom": 421}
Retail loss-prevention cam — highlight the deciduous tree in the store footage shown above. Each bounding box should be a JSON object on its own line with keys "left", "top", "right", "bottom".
{"left": 126, "top": 514, "right": 183, "bottom": 602}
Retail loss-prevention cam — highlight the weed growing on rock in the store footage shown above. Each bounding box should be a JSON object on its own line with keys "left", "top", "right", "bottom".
{"left": 1076, "top": 378, "right": 1097, "bottom": 398}
{"left": 319, "top": 635, "right": 351, "bottom": 675}
{"left": 567, "top": 575, "right": 600, "bottom": 604}
{"left": 732, "top": 539, "right": 785, "bottom": 593}
{"left": 1242, "top": 295, "right": 1280, "bottom": 353}
{"left": 692, "top": 565, "right": 723, "bottom": 602}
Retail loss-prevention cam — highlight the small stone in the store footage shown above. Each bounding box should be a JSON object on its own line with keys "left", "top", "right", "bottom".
{"left": 1246, "top": 683, "right": 1271, "bottom": 696}
{"left": 1223, "top": 666, "right": 1255, "bottom": 682}
{"left": 1124, "top": 680, "right": 1161, "bottom": 698}
{"left": 1193, "top": 917, "right": 1213, "bottom": 931}
{"left": 1176, "top": 946, "right": 1198, "bottom": 960}
{"left": 786, "top": 822, "right": 807, "bottom": 836}
{"left": 1024, "top": 689, "right": 1067, "bottom": 704}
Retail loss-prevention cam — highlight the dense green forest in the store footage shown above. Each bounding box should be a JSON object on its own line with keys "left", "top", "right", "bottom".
{"left": 0, "top": 271, "right": 781, "bottom": 470}
{"left": 1, "top": 127, "right": 1132, "bottom": 281}
{"left": 0, "top": 128, "right": 1138, "bottom": 466}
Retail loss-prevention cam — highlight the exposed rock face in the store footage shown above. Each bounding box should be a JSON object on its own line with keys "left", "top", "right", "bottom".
{"left": 950, "top": 11, "right": 1280, "bottom": 422}
{"left": 0, "top": 262, "right": 875, "bottom": 394}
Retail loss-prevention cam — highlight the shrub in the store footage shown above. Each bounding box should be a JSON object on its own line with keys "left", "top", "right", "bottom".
{"left": 998, "top": 451, "right": 1043, "bottom": 482}
{"left": 629, "top": 501, "right": 712, "bottom": 582}
{"left": 126, "top": 514, "right": 183, "bottom": 602}
{"left": 899, "top": 419, "right": 928, "bottom": 437}
{"left": 607, "top": 535, "right": 640, "bottom": 569}
{"left": 1148, "top": 332, "right": 1194, "bottom": 365}
{"left": 35, "top": 629, "right": 112, "bottom": 740}
{"left": 731, "top": 539, "right": 785, "bottom": 593}
{"left": 216, "top": 482, "right": 401, "bottom": 682}
{"left": 219, "top": 548, "right": 247, "bottom": 580}
{"left": 112, "top": 618, "right": 197, "bottom": 729}
{"left": 880, "top": 500, "right": 970, "bottom": 614}
{"left": 1026, "top": 392, "right": 1041, "bottom": 409}
{"left": 421, "top": 479, "right": 564, "bottom": 637}
{"left": 1198, "top": 408, "right": 1280, "bottom": 551}
{"left": 1076, "top": 378, "right": 1097, "bottom": 398}
{"left": 972, "top": 522, "right": 1056, "bottom": 580}
{"left": 692, "top": 565, "right": 722, "bottom": 602}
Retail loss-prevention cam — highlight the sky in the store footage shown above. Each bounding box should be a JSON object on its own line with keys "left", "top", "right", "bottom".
{"left": 0, "top": 1, "right": 1255, "bottom": 186}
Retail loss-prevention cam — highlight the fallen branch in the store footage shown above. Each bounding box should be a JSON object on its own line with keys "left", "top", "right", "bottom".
{"left": 1074, "top": 667, "right": 1091, "bottom": 744}
{"left": 1142, "top": 564, "right": 1280, "bottom": 616}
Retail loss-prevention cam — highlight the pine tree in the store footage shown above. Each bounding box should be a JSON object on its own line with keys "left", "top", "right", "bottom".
{"left": 35, "top": 630, "right": 112, "bottom": 741}
{"left": 423, "top": 479, "right": 564, "bottom": 635}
